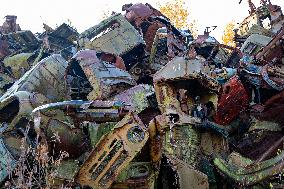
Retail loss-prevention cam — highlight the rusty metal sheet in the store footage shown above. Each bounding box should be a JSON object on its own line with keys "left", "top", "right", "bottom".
{"left": 49, "top": 23, "right": 78, "bottom": 42}
{"left": 53, "top": 160, "right": 79, "bottom": 183}
{"left": 235, "top": 130, "right": 283, "bottom": 160}
{"left": 0, "top": 73, "right": 15, "bottom": 97}
{"left": 168, "top": 156, "right": 209, "bottom": 189}
{"left": 261, "top": 64, "right": 284, "bottom": 91}
{"left": 200, "top": 132, "right": 228, "bottom": 156}
{"left": 112, "top": 84, "right": 154, "bottom": 113}
{"left": 241, "top": 63, "right": 284, "bottom": 91}
{"left": 256, "top": 27, "right": 284, "bottom": 64}
{"left": 193, "top": 34, "right": 218, "bottom": 46}
{"left": 148, "top": 112, "right": 201, "bottom": 170}
{"left": 253, "top": 90, "right": 284, "bottom": 125}
{"left": 267, "top": 3, "right": 284, "bottom": 34}
{"left": 214, "top": 149, "right": 284, "bottom": 186}
{"left": 3, "top": 53, "right": 34, "bottom": 79}
{"left": 0, "top": 91, "right": 37, "bottom": 132}
{"left": 44, "top": 117, "right": 87, "bottom": 157}
{"left": 3, "top": 30, "right": 39, "bottom": 55}
{"left": 0, "top": 54, "right": 69, "bottom": 132}
{"left": 240, "top": 34, "right": 272, "bottom": 55}
{"left": 154, "top": 57, "right": 214, "bottom": 84}
{"left": 0, "top": 37, "right": 11, "bottom": 60}
{"left": 0, "top": 138, "right": 17, "bottom": 183}
{"left": 125, "top": 3, "right": 153, "bottom": 19}
{"left": 0, "top": 54, "right": 70, "bottom": 102}
{"left": 214, "top": 76, "right": 249, "bottom": 125}
{"left": 149, "top": 112, "right": 201, "bottom": 168}
{"left": 76, "top": 112, "right": 149, "bottom": 189}
{"left": 0, "top": 15, "right": 21, "bottom": 34}
{"left": 124, "top": 3, "right": 165, "bottom": 52}
{"left": 149, "top": 27, "right": 168, "bottom": 70}
{"left": 31, "top": 100, "right": 130, "bottom": 160}
{"left": 113, "top": 162, "right": 155, "bottom": 189}
{"left": 32, "top": 100, "right": 127, "bottom": 127}
{"left": 74, "top": 50, "right": 136, "bottom": 100}
{"left": 98, "top": 52, "right": 126, "bottom": 70}
{"left": 153, "top": 57, "right": 221, "bottom": 102}
{"left": 151, "top": 17, "right": 188, "bottom": 60}
{"left": 143, "top": 22, "right": 164, "bottom": 52}
{"left": 79, "top": 13, "right": 145, "bottom": 56}
{"left": 38, "top": 23, "right": 78, "bottom": 60}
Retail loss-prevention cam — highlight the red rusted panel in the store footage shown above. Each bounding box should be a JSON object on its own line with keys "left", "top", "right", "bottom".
{"left": 235, "top": 131, "right": 283, "bottom": 160}
{"left": 124, "top": 3, "right": 164, "bottom": 52}
{"left": 144, "top": 22, "right": 163, "bottom": 52}
{"left": 99, "top": 52, "right": 126, "bottom": 70}
{"left": 126, "top": 3, "right": 153, "bottom": 18}
{"left": 215, "top": 76, "right": 249, "bottom": 125}
{"left": 253, "top": 90, "right": 284, "bottom": 125}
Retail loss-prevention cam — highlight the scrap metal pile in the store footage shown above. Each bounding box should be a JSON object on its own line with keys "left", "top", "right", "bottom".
{"left": 0, "top": 1, "right": 283, "bottom": 188}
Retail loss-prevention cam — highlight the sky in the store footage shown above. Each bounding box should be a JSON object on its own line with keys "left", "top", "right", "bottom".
{"left": 0, "top": 0, "right": 283, "bottom": 41}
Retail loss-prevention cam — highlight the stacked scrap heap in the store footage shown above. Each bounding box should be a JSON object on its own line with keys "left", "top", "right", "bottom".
{"left": 0, "top": 1, "right": 283, "bottom": 188}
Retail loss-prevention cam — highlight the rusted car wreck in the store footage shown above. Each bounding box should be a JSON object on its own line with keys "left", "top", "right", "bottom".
{"left": 0, "top": 1, "right": 283, "bottom": 189}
